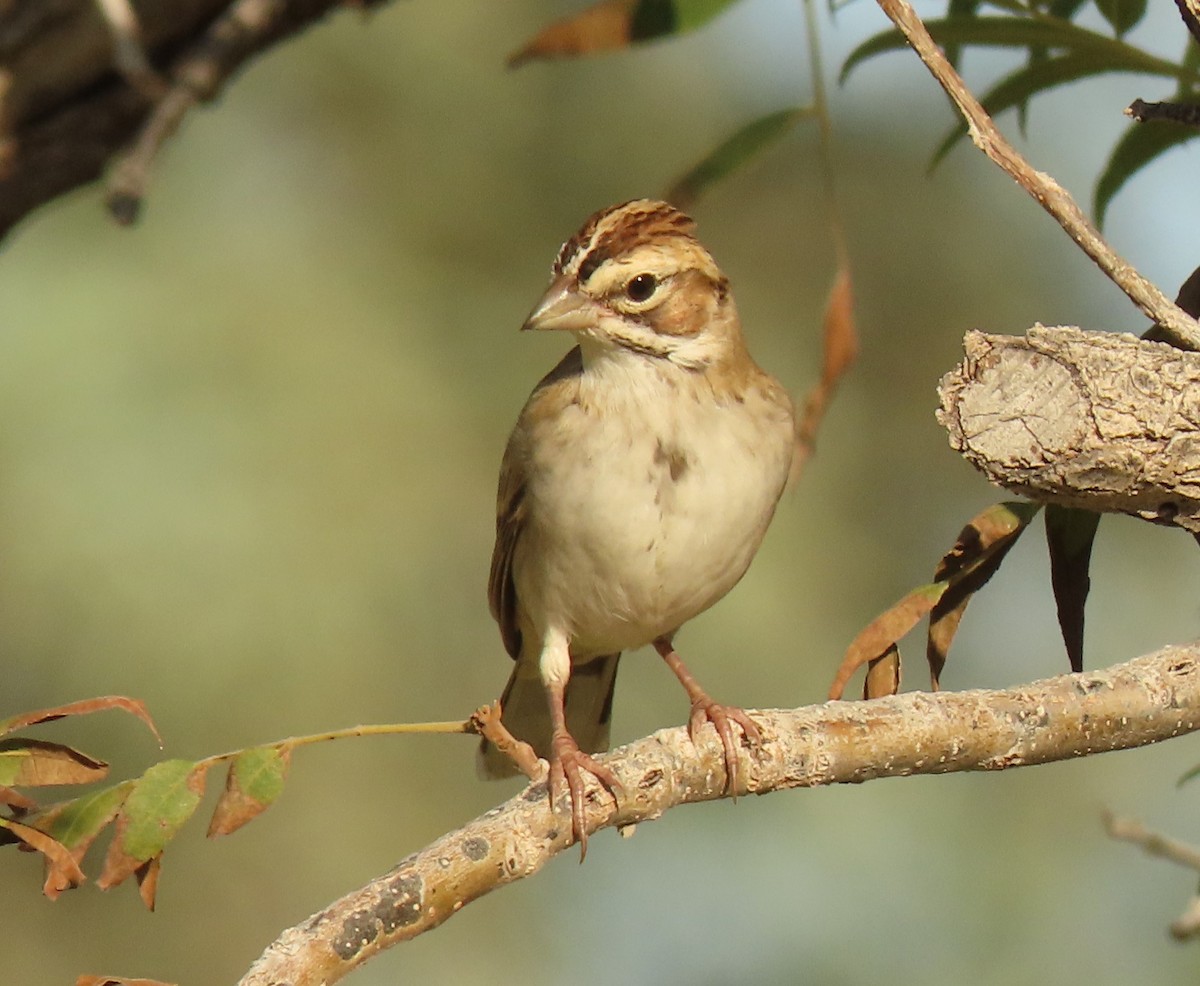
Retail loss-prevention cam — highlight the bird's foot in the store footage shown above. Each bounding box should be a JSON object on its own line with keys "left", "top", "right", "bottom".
{"left": 686, "top": 697, "right": 761, "bottom": 798}
{"left": 549, "top": 732, "right": 622, "bottom": 861}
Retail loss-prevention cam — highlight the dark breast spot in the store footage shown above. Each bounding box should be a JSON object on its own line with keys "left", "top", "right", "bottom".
{"left": 653, "top": 438, "right": 690, "bottom": 482}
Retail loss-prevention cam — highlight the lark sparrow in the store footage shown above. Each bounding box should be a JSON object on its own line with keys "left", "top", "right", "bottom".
{"left": 479, "top": 200, "right": 796, "bottom": 856}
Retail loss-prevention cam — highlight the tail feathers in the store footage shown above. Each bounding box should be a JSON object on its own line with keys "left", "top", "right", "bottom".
{"left": 477, "top": 654, "right": 620, "bottom": 779}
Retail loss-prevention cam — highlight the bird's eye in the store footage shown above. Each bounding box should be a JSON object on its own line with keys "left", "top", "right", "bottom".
{"left": 624, "top": 273, "right": 658, "bottom": 303}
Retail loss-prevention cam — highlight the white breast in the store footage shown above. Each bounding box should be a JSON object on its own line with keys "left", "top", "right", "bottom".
{"left": 514, "top": 347, "right": 794, "bottom": 657}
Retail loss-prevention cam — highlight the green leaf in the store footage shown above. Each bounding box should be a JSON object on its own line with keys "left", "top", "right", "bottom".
{"left": 841, "top": 16, "right": 1192, "bottom": 85}
{"left": 1095, "top": 116, "right": 1200, "bottom": 227}
{"left": 664, "top": 107, "right": 809, "bottom": 209}
{"left": 35, "top": 781, "right": 134, "bottom": 854}
{"left": 113, "top": 760, "right": 206, "bottom": 863}
{"left": 630, "top": 0, "right": 740, "bottom": 40}
{"left": 1044, "top": 505, "right": 1100, "bottom": 673}
{"left": 930, "top": 52, "right": 1132, "bottom": 167}
{"left": 207, "top": 745, "right": 291, "bottom": 837}
{"left": 1094, "top": 0, "right": 1147, "bottom": 37}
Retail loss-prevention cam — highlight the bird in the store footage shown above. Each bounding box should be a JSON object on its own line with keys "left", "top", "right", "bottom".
{"left": 478, "top": 199, "right": 796, "bottom": 856}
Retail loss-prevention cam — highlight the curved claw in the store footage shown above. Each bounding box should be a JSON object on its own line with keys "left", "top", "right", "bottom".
{"left": 687, "top": 699, "right": 761, "bottom": 798}
{"left": 549, "top": 734, "right": 623, "bottom": 861}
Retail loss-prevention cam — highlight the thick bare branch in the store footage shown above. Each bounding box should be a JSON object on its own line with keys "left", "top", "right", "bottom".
{"left": 939, "top": 326, "right": 1200, "bottom": 531}
{"left": 239, "top": 643, "right": 1200, "bottom": 985}
{"left": 873, "top": 0, "right": 1200, "bottom": 351}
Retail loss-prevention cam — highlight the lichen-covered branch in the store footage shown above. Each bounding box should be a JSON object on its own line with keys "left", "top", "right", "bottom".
{"left": 939, "top": 325, "right": 1200, "bottom": 531}
{"left": 873, "top": 0, "right": 1200, "bottom": 351}
{"left": 239, "top": 643, "right": 1200, "bottom": 985}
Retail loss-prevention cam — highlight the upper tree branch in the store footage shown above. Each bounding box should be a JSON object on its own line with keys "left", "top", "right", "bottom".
{"left": 939, "top": 325, "right": 1200, "bottom": 531}
{"left": 238, "top": 642, "right": 1200, "bottom": 985}
{"left": 873, "top": 0, "right": 1200, "bottom": 351}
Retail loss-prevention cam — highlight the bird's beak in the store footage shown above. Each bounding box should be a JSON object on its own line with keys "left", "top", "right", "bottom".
{"left": 521, "top": 276, "right": 600, "bottom": 333}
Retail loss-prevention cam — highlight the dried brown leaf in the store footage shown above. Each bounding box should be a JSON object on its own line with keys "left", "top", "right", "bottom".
{"left": 0, "top": 816, "right": 86, "bottom": 898}
{"left": 863, "top": 645, "right": 902, "bottom": 699}
{"left": 0, "top": 784, "right": 37, "bottom": 811}
{"left": 136, "top": 854, "right": 161, "bottom": 911}
{"left": 208, "top": 745, "right": 291, "bottom": 837}
{"left": 0, "top": 696, "right": 161, "bottom": 746}
{"left": 0, "top": 738, "right": 109, "bottom": 786}
{"left": 926, "top": 501, "right": 1039, "bottom": 688}
{"left": 508, "top": 0, "right": 634, "bottom": 67}
{"left": 793, "top": 266, "right": 857, "bottom": 483}
{"left": 829, "top": 582, "right": 947, "bottom": 700}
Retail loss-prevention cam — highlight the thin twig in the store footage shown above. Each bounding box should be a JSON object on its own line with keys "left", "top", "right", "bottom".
{"left": 92, "top": 0, "right": 168, "bottom": 100}
{"left": 106, "top": 0, "right": 289, "bottom": 223}
{"left": 873, "top": 0, "right": 1200, "bottom": 351}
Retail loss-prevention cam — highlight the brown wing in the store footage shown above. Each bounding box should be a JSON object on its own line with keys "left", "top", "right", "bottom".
{"left": 488, "top": 346, "right": 584, "bottom": 661}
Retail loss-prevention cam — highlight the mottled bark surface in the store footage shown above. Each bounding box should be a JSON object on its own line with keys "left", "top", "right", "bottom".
{"left": 939, "top": 326, "right": 1200, "bottom": 531}
{"left": 240, "top": 644, "right": 1200, "bottom": 985}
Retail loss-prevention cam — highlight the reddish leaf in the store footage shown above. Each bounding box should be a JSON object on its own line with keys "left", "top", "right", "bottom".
{"left": 1045, "top": 504, "right": 1100, "bottom": 673}
{"left": 0, "top": 738, "right": 109, "bottom": 787}
{"left": 0, "top": 784, "right": 37, "bottom": 811}
{"left": 0, "top": 816, "right": 86, "bottom": 898}
{"left": 793, "top": 266, "right": 858, "bottom": 483}
{"left": 508, "top": 0, "right": 635, "bottom": 67}
{"left": 926, "top": 501, "right": 1039, "bottom": 688}
{"left": 136, "top": 854, "right": 162, "bottom": 911}
{"left": 208, "top": 744, "right": 291, "bottom": 837}
{"left": 98, "top": 760, "right": 208, "bottom": 894}
{"left": 0, "top": 696, "right": 161, "bottom": 746}
{"left": 829, "top": 582, "right": 947, "bottom": 700}
{"left": 863, "top": 645, "right": 902, "bottom": 699}
{"left": 508, "top": 0, "right": 739, "bottom": 67}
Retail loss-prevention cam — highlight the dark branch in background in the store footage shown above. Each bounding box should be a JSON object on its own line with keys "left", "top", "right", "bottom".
{"left": 0, "top": 0, "right": 386, "bottom": 240}
{"left": 1124, "top": 4, "right": 1200, "bottom": 136}
{"left": 237, "top": 644, "right": 1200, "bottom": 985}
{"left": 1126, "top": 98, "right": 1200, "bottom": 129}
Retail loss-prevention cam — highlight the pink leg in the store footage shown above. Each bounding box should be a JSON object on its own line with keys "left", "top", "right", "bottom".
{"left": 654, "top": 637, "right": 761, "bottom": 796}
{"left": 546, "top": 680, "right": 622, "bottom": 860}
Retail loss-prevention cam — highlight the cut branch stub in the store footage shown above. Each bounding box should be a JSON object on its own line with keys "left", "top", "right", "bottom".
{"left": 939, "top": 326, "right": 1200, "bottom": 531}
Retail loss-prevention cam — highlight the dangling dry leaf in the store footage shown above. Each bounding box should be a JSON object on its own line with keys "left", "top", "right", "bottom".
{"left": 863, "top": 645, "right": 902, "bottom": 699}
{"left": 0, "top": 816, "right": 86, "bottom": 898}
{"left": 793, "top": 265, "right": 858, "bottom": 484}
{"left": 832, "top": 501, "right": 1040, "bottom": 700}
{"left": 926, "top": 501, "right": 1039, "bottom": 689}
{"left": 829, "top": 582, "right": 946, "bottom": 700}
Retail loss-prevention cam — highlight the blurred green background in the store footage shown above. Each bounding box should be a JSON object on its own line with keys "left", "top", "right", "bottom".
{"left": 4, "top": 1, "right": 1200, "bottom": 982}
